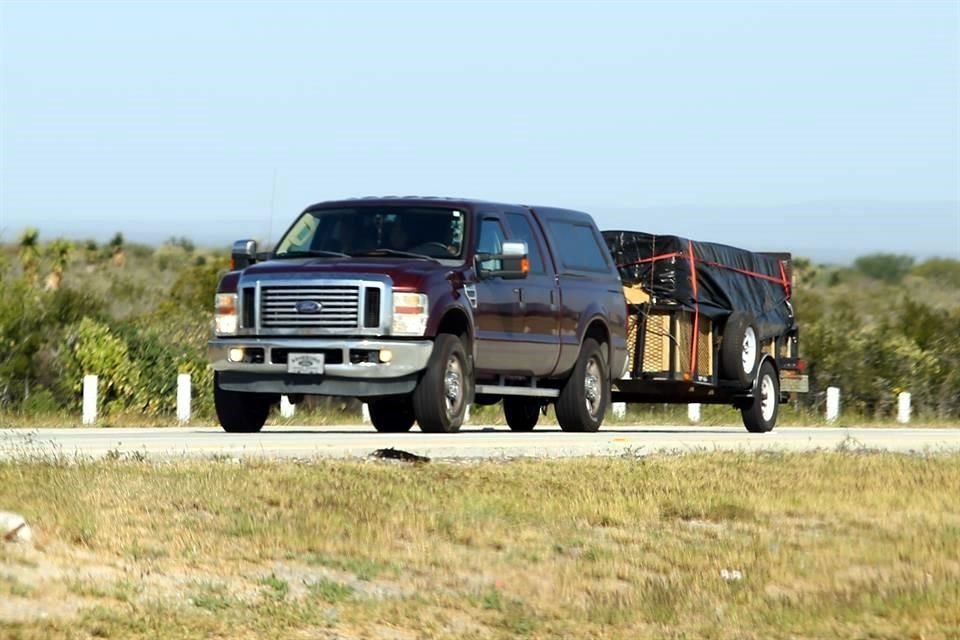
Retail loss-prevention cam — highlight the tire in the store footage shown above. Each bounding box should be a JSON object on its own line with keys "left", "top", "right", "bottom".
{"left": 555, "top": 338, "right": 609, "bottom": 432}
{"left": 213, "top": 373, "right": 272, "bottom": 433}
{"left": 503, "top": 397, "right": 540, "bottom": 431}
{"left": 367, "top": 396, "right": 415, "bottom": 432}
{"left": 413, "top": 334, "right": 471, "bottom": 433}
{"left": 740, "top": 359, "right": 779, "bottom": 433}
{"left": 721, "top": 312, "right": 760, "bottom": 386}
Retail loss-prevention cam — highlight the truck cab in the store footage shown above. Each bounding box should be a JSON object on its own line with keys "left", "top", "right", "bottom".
{"left": 209, "top": 197, "right": 627, "bottom": 433}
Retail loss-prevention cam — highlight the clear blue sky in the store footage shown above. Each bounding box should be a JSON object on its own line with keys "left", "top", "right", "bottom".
{"left": 1, "top": 0, "right": 958, "bottom": 261}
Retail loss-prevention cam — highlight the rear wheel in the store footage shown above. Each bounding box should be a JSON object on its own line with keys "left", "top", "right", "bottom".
{"left": 413, "top": 334, "right": 471, "bottom": 433}
{"left": 214, "top": 373, "right": 272, "bottom": 433}
{"left": 556, "top": 338, "right": 608, "bottom": 432}
{"left": 740, "top": 359, "right": 779, "bottom": 433}
{"left": 368, "top": 396, "right": 415, "bottom": 432}
{"left": 503, "top": 397, "right": 540, "bottom": 431}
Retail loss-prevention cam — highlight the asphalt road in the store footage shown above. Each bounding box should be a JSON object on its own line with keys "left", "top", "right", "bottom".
{"left": 2, "top": 425, "right": 959, "bottom": 461}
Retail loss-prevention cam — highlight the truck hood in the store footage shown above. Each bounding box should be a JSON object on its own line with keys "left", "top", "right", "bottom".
{"left": 240, "top": 257, "right": 461, "bottom": 290}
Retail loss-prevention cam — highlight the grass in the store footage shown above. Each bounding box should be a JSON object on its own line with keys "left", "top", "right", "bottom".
{"left": 3, "top": 401, "right": 958, "bottom": 429}
{"left": 0, "top": 452, "right": 958, "bottom": 638}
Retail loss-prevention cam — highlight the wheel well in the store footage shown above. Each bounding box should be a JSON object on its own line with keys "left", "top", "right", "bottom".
{"left": 584, "top": 319, "right": 610, "bottom": 360}
{"left": 436, "top": 309, "right": 471, "bottom": 348}
{"left": 760, "top": 354, "right": 778, "bottom": 374}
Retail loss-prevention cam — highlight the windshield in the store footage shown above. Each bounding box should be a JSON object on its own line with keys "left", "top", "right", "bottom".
{"left": 274, "top": 206, "right": 467, "bottom": 261}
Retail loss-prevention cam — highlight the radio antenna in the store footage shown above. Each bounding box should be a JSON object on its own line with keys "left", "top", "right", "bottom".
{"left": 267, "top": 168, "right": 278, "bottom": 248}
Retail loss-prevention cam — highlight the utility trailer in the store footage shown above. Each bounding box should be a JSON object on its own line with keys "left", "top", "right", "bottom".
{"left": 603, "top": 231, "right": 809, "bottom": 432}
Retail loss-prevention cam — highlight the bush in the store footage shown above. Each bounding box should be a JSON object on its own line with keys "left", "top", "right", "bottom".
{"left": 912, "top": 257, "right": 960, "bottom": 288}
{"left": 853, "top": 253, "right": 915, "bottom": 283}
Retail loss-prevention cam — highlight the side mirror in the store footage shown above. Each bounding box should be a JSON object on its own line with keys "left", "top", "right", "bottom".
{"left": 476, "top": 241, "right": 529, "bottom": 280}
{"left": 231, "top": 239, "right": 258, "bottom": 270}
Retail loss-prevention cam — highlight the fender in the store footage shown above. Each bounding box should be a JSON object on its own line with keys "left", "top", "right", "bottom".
{"left": 752, "top": 354, "right": 779, "bottom": 395}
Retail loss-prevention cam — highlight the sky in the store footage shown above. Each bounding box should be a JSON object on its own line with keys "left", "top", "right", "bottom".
{"left": 1, "top": 0, "right": 958, "bottom": 263}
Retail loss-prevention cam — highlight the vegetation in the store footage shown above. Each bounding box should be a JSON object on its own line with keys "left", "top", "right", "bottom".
{"left": 0, "top": 235, "right": 958, "bottom": 424}
{"left": 0, "top": 452, "right": 958, "bottom": 638}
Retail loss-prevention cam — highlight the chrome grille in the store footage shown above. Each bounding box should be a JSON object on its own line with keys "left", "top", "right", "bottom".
{"left": 261, "top": 285, "right": 360, "bottom": 329}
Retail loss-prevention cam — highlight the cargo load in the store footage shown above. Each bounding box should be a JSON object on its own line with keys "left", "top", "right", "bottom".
{"left": 602, "top": 230, "right": 795, "bottom": 340}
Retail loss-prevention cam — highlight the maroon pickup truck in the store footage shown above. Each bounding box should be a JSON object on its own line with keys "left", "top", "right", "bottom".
{"left": 209, "top": 197, "right": 629, "bottom": 433}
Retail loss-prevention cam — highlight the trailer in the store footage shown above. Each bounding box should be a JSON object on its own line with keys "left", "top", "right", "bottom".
{"left": 604, "top": 230, "right": 809, "bottom": 432}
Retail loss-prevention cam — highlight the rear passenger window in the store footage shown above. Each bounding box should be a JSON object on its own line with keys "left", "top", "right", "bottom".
{"left": 546, "top": 221, "right": 611, "bottom": 272}
{"left": 505, "top": 213, "right": 545, "bottom": 273}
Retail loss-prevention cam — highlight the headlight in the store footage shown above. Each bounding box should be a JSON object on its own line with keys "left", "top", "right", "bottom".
{"left": 391, "top": 292, "right": 428, "bottom": 336}
{"left": 215, "top": 293, "right": 238, "bottom": 335}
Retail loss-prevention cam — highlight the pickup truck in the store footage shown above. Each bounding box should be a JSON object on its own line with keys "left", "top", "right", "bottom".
{"left": 209, "top": 197, "right": 629, "bottom": 433}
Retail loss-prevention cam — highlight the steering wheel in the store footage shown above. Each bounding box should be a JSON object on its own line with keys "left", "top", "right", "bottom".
{"left": 410, "top": 241, "right": 454, "bottom": 256}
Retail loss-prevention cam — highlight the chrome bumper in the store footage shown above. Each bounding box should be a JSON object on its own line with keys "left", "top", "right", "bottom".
{"left": 208, "top": 337, "right": 433, "bottom": 379}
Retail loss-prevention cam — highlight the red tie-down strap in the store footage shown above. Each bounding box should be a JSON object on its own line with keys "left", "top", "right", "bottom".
{"left": 688, "top": 240, "right": 700, "bottom": 376}
{"left": 694, "top": 258, "right": 792, "bottom": 297}
{"left": 615, "top": 251, "right": 686, "bottom": 268}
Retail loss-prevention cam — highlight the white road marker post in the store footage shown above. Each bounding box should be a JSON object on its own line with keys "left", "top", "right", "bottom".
{"left": 82, "top": 375, "right": 98, "bottom": 426}
{"left": 464, "top": 404, "right": 471, "bottom": 424}
{"left": 897, "top": 392, "right": 911, "bottom": 424}
{"left": 826, "top": 386, "right": 840, "bottom": 423}
{"left": 280, "top": 396, "right": 295, "bottom": 418}
{"left": 687, "top": 403, "right": 701, "bottom": 423}
{"left": 612, "top": 402, "right": 626, "bottom": 419}
{"left": 176, "top": 373, "right": 191, "bottom": 424}
{"left": 361, "top": 403, "right": 371, "bottom": 424}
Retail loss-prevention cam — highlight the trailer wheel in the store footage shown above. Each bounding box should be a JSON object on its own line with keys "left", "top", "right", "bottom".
{"left": 413, "top": 333, "right": 470, "bottom": 433}
{"left": 721, "top": 312, "right": 760, "bottom": 386}
{"left": 503, "top": 397, "right": 540, "bottom": 431}
{"left": 214, "top": 373, "right": 272, "bottom": 433}
{"left": 368, "top": 396, "right": 416, "bottom": 432}
{"left": 741, "top": 359, "right": 779, "bottom": 433}
{"left": 556, "top": 338, "right": 608, "bottom": 432}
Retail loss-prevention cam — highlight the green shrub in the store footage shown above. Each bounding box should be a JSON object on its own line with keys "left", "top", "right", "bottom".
{"left": 912, "top": 257, "right": 960, "bottom": 288}
{"left": 19, "top": 387, "right": 61, "bottom": 414}
{"left": 853, "top": 253, "right": 915, "bottom": 283}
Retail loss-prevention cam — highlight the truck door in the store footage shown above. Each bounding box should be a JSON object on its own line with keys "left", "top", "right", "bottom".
{"left": 504, "top": 210, "right": 561, "bottom": 376}
{"left": 472, "top": 216, "right": 525, "bottom": 373}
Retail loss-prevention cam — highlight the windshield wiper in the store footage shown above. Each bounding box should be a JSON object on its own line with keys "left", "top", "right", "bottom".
{"left": 348, "top": 249, "right": 440, "bottom": 263}
{"left": 273, "top": 249, "right": 350, "bottom": 259}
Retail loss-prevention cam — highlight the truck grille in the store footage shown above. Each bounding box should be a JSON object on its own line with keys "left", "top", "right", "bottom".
{"left": 260, "top": 285, "right": 360, "bottom": 329}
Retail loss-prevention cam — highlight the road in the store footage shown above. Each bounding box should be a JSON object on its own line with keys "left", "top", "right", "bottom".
{"left": 2, "top": 425, "right": 959, "bottom": 461}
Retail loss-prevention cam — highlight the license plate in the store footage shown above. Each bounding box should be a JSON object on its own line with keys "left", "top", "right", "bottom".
{"left": 780, "top": 374, "right": 809, "bottom": 393}
{"left": 288, "top": 353, "right": 325, "bottom": 374}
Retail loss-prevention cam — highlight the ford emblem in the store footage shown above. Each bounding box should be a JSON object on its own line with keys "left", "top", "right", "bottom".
{"left": 295, "top": 300, "right": 323, "bottom": 314}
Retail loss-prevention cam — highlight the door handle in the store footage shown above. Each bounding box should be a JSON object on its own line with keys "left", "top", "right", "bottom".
{"left": 512, "top": 287, "right": 523, "bottom": 302}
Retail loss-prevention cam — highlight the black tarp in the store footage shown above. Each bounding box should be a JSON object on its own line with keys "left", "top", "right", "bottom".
{"left": 602, "top": 230, "right": 795, "bottom": 339}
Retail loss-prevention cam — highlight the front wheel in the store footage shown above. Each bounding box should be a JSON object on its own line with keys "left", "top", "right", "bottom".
{"left": 740, "top": 359, "right": 779, "bottom": 433}
{"left": 214, "top": 373, "right": 272, "bottom": 433}
{"left": 555, "top": 338, "right": 608, "bottom": 432}
{"left": 413, "top": 334, "right": 471, "bottom": 433}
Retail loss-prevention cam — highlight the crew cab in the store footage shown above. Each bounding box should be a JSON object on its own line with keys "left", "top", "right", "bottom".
{"left": 209, "top": 197, "right": 628, "bottom": 433}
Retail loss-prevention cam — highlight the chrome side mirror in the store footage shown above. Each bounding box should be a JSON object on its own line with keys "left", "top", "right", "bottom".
{"left": 231, "top": 239, "right": 258, "bottom": 270}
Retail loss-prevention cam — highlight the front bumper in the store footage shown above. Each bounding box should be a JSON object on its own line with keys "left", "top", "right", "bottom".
{"left": 208, "top": 337, "right": 433, "bottom": 379}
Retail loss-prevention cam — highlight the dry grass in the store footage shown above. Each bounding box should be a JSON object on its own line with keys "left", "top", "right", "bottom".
{"left": 3, "top": 402, "right": 958, "bottom": 429}
{"left": 1, "top": 452, "right": 959, "bottom": 639}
